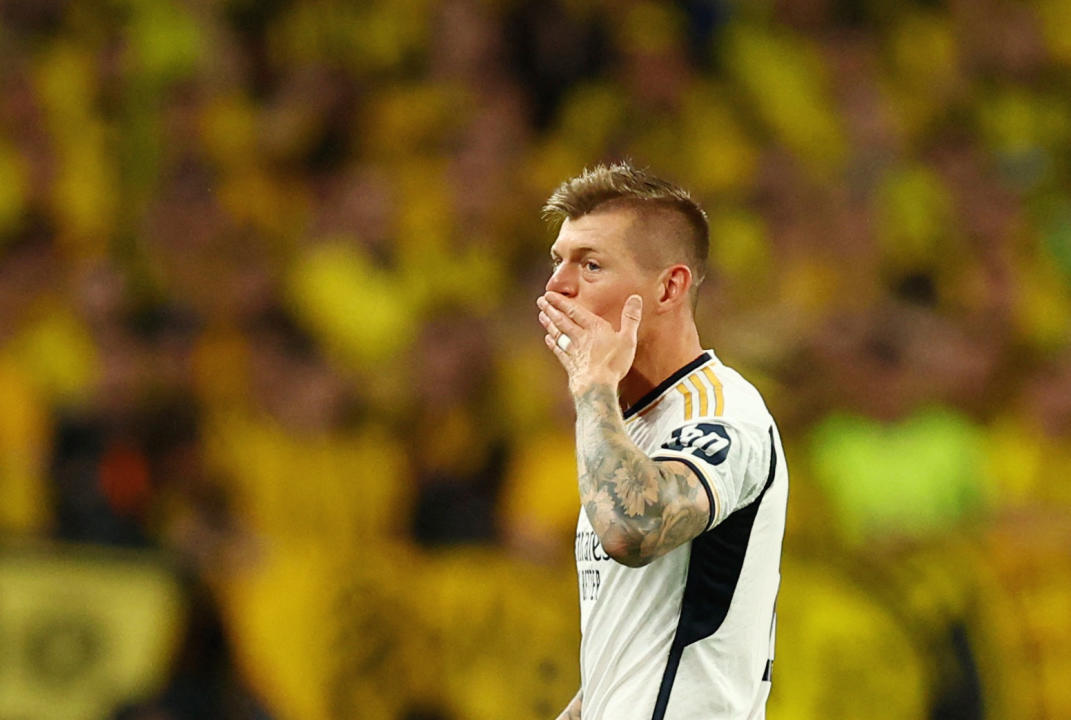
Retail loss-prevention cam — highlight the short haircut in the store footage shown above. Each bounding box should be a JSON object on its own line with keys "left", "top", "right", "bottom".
{"left": 542, "top": 162, "right": 710, "bottom": 291}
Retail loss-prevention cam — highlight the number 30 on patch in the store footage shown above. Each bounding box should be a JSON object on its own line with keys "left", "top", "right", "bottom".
{"left": 662, "top": 423, "right": 732, "bottom": 464}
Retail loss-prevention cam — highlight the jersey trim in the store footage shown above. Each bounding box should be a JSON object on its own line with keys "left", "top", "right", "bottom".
{"left": 674, "top": 382, "right": 694, "bottom": 420}
{"left": 671, "top": 365, "right": 725, "bottom": 422}
{"left": 689, "top": 375, "right": 708, "bottom": 416}
{"left": 651, "top": 455, "right": 719, "bottom": 531}
{"left": 650, "top": 426, "right": 779, "bottom": 720}
{"left": 624, "top": 352, "right": 712, "bottom": 420}
{"left": 701, "top": 366, "right": 724, "bottom": 416}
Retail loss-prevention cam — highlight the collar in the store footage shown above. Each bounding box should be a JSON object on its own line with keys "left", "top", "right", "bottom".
{"left": 622, "top": 351, "right": 713, "bottom": 420}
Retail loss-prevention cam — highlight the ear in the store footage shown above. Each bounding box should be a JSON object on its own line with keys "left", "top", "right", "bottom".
{"left": 655, "top": 264, "right": 693, "bottom": 312}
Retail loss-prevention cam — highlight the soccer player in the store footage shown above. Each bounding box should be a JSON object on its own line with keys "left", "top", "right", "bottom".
{"left": 536, "top": 163, "right": 788, "bottom": 720}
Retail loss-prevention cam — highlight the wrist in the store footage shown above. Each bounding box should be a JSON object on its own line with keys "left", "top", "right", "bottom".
{"left": 570, "top": 376, "right": 619, "bottom": 404}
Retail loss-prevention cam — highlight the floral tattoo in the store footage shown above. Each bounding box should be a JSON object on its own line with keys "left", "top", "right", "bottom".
{"left": 574, "top": 384, "right": 709, "bottom": 567}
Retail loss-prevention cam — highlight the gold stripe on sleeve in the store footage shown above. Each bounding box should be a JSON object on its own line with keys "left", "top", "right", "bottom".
{"left": 702, "top": 366, "right": 724, "bottom": 416}
{"left": 689, "top": 374, "right": 709, "bottom": 417}
{"left": 674, "top": 383, "right": 693, "bottom": 420}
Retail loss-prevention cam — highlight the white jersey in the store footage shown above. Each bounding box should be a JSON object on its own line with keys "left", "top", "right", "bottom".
{"left": 575, "top": 350, "right": 788, "bottom": 720}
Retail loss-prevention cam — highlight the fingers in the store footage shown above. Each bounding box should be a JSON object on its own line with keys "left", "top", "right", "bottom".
{"left": 538, "top": 301, "right": 573, "bottom": 371}
{"left": 541, "top": 312, "right": 573, "bottom": 366}
{"left": 538, "top": 311, "right": 568, "bottom": 344}
{"left": 620, "top": 295, "right": 642, "bottom": 339}
{"left": 545, "top": 333, "right": 569, "bottom": 362}
{"left": 537, "top": 299, "right": 583, "bottom": 353}
{"left": 541, "top": 292, "right": 592, "bottom": 329}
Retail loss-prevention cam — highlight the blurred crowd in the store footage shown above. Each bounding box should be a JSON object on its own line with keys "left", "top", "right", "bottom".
{"left": 1, "top": 0, "right": 1070, "bottom": 718}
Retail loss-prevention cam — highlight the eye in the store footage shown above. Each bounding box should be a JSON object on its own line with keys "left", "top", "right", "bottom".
{"left": 550, "top": 256, "right": 562, "bottom": 270}
{"left": 584, "top": 260, "right": 601, "bottom": 272}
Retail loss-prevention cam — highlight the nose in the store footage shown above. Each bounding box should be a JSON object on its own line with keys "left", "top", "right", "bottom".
{"left": 546, "top": 263, "right": 577, "bottom": 297}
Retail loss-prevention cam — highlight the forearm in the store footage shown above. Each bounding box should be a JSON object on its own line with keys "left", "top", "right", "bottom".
{"left": 556, "top": 688, "right": 582, "bottom": 720}
{"left": 574, "top": 384, "right": 705, "bottom": 566}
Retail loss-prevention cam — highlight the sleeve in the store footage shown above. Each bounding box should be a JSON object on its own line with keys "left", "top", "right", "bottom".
{"left": 651, "top": 418, "right": 771, "bottom": 532}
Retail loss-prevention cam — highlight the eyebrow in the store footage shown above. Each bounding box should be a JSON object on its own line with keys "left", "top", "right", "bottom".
{"left": 550, "top": 245, "right": 600, "bottom": 258}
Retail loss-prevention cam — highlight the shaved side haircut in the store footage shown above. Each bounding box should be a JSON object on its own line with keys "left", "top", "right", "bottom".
{"left": 542, "top": 162, "right": 710, "bottom": 299}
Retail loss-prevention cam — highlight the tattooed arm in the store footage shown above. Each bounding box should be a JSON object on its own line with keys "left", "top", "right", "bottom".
{"left": 537, "top": 290, "right": 710, "bottom": 566}
{"left": 574, "top": 383, "right": 710, "bottom": 567}
{"left": 555, "top": 689, "right": 582, "bottom": 720}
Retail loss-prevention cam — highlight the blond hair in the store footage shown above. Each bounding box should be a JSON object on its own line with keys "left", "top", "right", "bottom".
{"left": 542, "top": 162, "right": 709, "bottom": 289}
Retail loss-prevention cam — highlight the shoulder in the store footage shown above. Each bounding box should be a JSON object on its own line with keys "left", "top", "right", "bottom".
{"left": 650, "top": 356, "right": 781, "bottom": 526}
{"left": 704, "top": 360, "right": 773, "bottom": 424}
{"left": 651, "top": 354, "right": 772, "bottom": 428}
{"left": 626, "top": 353, "right": 775, "bottom": 457}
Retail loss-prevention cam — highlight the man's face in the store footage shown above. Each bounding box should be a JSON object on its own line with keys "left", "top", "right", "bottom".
{"left": 545, "top": 208, "right": 655, "bottom": 330}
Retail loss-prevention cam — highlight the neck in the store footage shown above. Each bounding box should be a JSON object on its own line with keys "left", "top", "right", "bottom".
{"left": 618, "top": 318, "right": 704, "bottom": 412}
